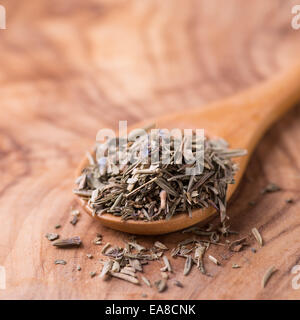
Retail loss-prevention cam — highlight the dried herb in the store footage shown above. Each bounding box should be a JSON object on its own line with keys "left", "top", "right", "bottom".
{"left": 121, "top": 268, "right": 136, "bottom": 278}
{"left": 208, "top": 255, "right": 220, "bottom": 266}
{"left": 93, "top": 235, "right": 102, "bottom": 245}
{"left": 173, "top": 280, "right": 183, "bottom": 288}
{"left": 52, "top": 236, "right": 81, "bottom": 248}
{"left": 141, "top": 276, "right": 151, "bottom": 287}
{"left": 86, "top": 254, "right": 93, "bottom": 259}
{"left": 111, "top": 261, "right": 120, "bottom": 273}
{"left": 110, "top": 272, "right": 140, "bottom": 285}
{"left": 98, "top": 240, "right": 161, "bottom": 288}
{"left": 70, "top": 215, "right": 78, "bottom": 226}
{"left": 162, "top": 256, "right": 172, "bottom": 272}
{"left": 229, "top": 237, "right": 248, "bottom": 252}
{"left": 55, "top": 260, "right": 67, "bottom": 265}
{"left": 261, "top": 183, "right": 281, "bottom": 194}
{"left": 252, "top": 228, "right": 263, "bottom": 247}
{"left": 262, "top": 266, "right": 277, "bottom": 288}
{"left": 183, "top": 255, "right": 192, "bottom": 276}
{"left": 154, "top": 279, "right": 167, "bottom": 293}
{"left": 128, "top": 242, "right": 146, "bottom": 252}
{"left": 100, "top": 260, "right": 113, "bottom": 278}
{"left": 194, "top": 244, "right": 206, "bottom": 274}
{"left": 55, "top": 224, "right": 61, "bottom": 229}
{"left": 74, "top": 132, "right": 246, "bottom": 223}
{"left": 45, "top": 233, "right": 59, "bottom": 241}
{"left": 90, "top": 271, "right": 96, "bottom": 278}
{"left": 71, "top": 209, "right": 80, "bottom": 216}
{"left": 285, "top": 198, "right": 293, "bottom": 204}
{"left": 154, "top": 241, "right": 168, "bottom": 250}
{"left": 101, "top": 243, "right": 111, "bottom": 254}
{"left": 129, "top": 259, "right": 143, "bottom": 272}
{"left": 232, "top": 264, "right": 241, "bottom": 269}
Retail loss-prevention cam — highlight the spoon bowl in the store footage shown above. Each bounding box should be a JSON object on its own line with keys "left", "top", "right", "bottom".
{"left": 75, "top": 63, "right": 300, "bottom": 234}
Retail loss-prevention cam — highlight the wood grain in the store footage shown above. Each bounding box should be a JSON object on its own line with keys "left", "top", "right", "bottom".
{"left": 0, "top": 0, "right": 300, "bottom": 299}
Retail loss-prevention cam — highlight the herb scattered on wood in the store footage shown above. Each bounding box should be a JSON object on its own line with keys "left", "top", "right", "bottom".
{"left": 52, "top": 236, "right": 82, "bottom": 248}
{"left": 261, "top": 183, "right": 281, "bottom": 194}
{"left": 262, "top": 266, "right": 277, "bottom": 288}
{"left": 154, "top": 279, "right": 167, "bottom": 293}
{"left": 45, "top": 233, "right": 59, "bottom": 241}
{"left": 252, "top": 227, "right": 263, "bottom": 247}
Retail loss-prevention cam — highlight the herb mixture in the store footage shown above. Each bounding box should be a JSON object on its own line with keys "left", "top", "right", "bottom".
{"left": 74, "top": 133, "right": 246, "bottom": 222}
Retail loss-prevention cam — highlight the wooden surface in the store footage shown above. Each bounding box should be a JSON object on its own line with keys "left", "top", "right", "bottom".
{"left": 77, "top": 62, "right": 300, "bottom": 235}
{"left": 0, "top": 0, "right": 300, "bottom": 300}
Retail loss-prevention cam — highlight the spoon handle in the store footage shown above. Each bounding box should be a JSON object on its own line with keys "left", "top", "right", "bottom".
{"left": 243, "top": 62, "right": 300, "bottom": 125}
{"left": 215, "top": 62, "right": 300, "bottom": 152}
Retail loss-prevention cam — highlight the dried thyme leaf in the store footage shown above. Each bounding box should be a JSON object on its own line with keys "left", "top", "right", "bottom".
{"left": 154, "top": 241, "right": 168, "bottom": 250}
{"left": 70, "top": 215, "right": 78, "bottom": 226}
{"left": 154, "top": 279, "right": 167, "bottom": 293}
{"left": 173, "top": 280, "right": 183, "bottom": 288}
{"left": 141, "top": 276, "right": 151, "bottom": 287}
{"left": 262, "top": 266, "right": 277, "bottom": 288}
{"left": 154, "top": 178, "right": 178, "bottom": 197}
{"left": 78, "top": 173, "right": 87, "bottom": 190}
{"left": 90, "top": 271, "right": 96, "bottom": 278}
{"left": 252, "top": 228, "right": 263, "bottom": 247}
{"left": 120, "top": 268, "right": 136, "bottom": 278}
{"left": 129, "top": 259, "right": 143, "bottom": 272}
{"left": 101, "top": 243, "right": 111, "bottom": 254}
{"left": 194, "top": 244, "right": 206, "bottom": 274}
{"left": 128, "top": 242, "right": 146, "bottom": 252}
{"left": 100, "top": 260, "right": 113, "bottom": 278}
{"left": 71, "top": 209, "right": 80, "bottom": 216}
{"left": 111, "top": 261, "right": 120, "bottom": 273}
{"left": 229, "top": 237, "right": 248, "bottom": 252}
{"left": 52, "top": 236, "right": 81, "bottom": 248}
{"left": 183, "top": 255, "right": 192, "bottom": 276}
{"left": 162, "top": 256, "right": 172, "bottom": 272}
{"left": 208, "top": 255, "right": 220, "bottom": 266}
{"left": 73, "top": 189, "right": 93, "bottom": 197}
{"left": 93, "top": 235, "right": 102, "bottom": 245}
{"left": 161, "top": 272, "right": 169, "bottom": 280}
{"left": 110, "top": 272, "right": 140, "bottom": 285}
{"left": 45, "top": 233, "right": 59, "bottom": 241}
{"left": 261, "top": 183, "right": 281, "bottom": 194}
{"left": 86, "top": 151, "right": 96, "bottom": 166}
{"left": 55, "top": 260, "right": 67, "bottom": 265}
{"left": 122, "top": 266, "right": 136, "bottom": 273}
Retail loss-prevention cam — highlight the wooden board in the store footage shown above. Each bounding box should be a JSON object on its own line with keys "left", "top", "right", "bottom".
{"left": 0, "top": 0, "right": 300, "bottom": 300}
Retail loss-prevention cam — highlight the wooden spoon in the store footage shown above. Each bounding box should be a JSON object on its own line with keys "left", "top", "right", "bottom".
{"left": 75, "top": 63, "right": 300, "bottom": 235}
